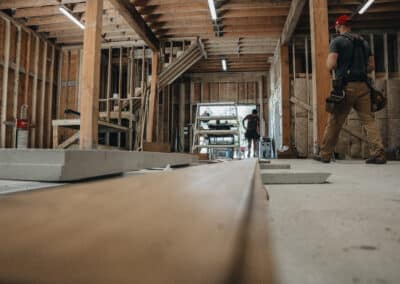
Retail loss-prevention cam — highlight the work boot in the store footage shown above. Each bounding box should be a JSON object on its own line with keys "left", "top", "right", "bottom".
{"left": 365, "top": 156, "right": 387, "bottom": 164}
{"left": 312, "top": 155, "right": 330, "bottom": 163}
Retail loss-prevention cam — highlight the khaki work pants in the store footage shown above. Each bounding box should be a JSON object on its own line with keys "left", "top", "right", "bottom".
{"left": 319, "top": 82, "right": 384, "bottom": 160}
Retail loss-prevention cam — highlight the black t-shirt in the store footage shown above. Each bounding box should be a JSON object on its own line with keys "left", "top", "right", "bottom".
{"left": 245, "top": 114, "right": 259, "bottom": 131}
{"left": 329, "top": 32, "right": 372, "bottom": 79}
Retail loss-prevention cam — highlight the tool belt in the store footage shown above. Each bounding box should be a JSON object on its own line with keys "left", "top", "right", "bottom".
{"left": 325, "top": 78, "right": 347, "bottom": 113}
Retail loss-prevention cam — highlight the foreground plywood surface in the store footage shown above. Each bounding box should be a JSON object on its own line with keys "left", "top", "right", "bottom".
{"left": 0, "top": 159, "right": 276, "bottom": 284}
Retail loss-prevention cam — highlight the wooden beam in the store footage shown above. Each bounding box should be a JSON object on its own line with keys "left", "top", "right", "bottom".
{"left": 0, "top": 0, "right": 84, "bottom": 9}
{"left": 77, "top": 49, "right": 83, "bottom": 112}
{"left": 146, "top": 52, "right": 159, "bottom": 142}
{"left": 30, "top": 37, "right": 40, "bottom": 148}
{"left": 118, "top": 47, "right": 123, "bottom": 147}
{"left": 305, "top": 35, "right": 310, "bottom": 156}
{"left": 12, "top": 26, "right": 22, "bottom": 148}
{"left": 179, "top": 83, "right": 185, "bottom": 152}
{"left": 384, "top": 32, "right": 389, "bottom": 81}
{"left": 39, "top": 42, "right": 48, "bottom": 148}
{"left": 23, "top": 33, "right": 32, "bottom": 107}
{"left": 107, "top": 0, "right": 159, "bottom": 51}
{"left": 0, "top": 19, "right": 10, "bottom": 148}
{"left": 47, "top": 46, "right": 56, "bottom": 148}
{"left": 309, "top": 0, "right": 330, "bottom": 154}
{"left": 57, "top": 131, "right": 80, "bottom": 149}
{"left": 79, "top": 0, "right": 103, "bottom": 150}
{"left": 56, "top": 51, "right": 63, "bottom": 121}
{"left": 128, "top": 47, "right": 134, "bottom": 150}
{"left": 281, "top": 0, "right": 306, "bottom": 46}
{"left": 369, "top": 34, "right": 376, "bottom": 81}
{"left": 398, "top": 32, "right": 400, "bottom": 79}
{"left": 258, "top": 77, "right": 265, "bottom": 137}
{"left": 105, "top": 47, "right": 112, "bottom": 145}
{"left": 280, "top": 45, "right": 290, "bottom": 147}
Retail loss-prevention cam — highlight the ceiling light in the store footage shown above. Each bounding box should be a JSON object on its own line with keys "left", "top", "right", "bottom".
{"left": 358, "top": 0, "right": 375, "bottom": 14}
{"left": 221, "top": 59, "right": 227, "bottom": 71}
{"left": 208, "top": 0, "right": 217, "bottom": 21}
{"left": 59, "top": 6, "right": 85, "bottom": 30}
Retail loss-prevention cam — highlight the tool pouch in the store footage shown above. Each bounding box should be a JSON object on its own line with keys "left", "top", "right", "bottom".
{"left": 367, "top": 79, "right": 387, "bottom": 112}
{"left": 325, "top": 78, "right": 346, "bottom": 113}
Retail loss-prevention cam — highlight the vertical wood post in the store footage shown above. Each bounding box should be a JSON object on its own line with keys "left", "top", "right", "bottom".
{"left": 24, "top": 33, "right": 31, "bottom": 107}
{"left": 166, "top": 86, "right": 170, "bottom": 143}
{"left": 369, "top": 34, "right": 376, "bottom": 81}
{"left": 146, "top": 51, "right": 159, "bottom": 142}
{"left": 179, "top": 82, "right": 185, "bottom": 152}
{"left": 397, "top": 32, "right": 400, "bottom": 79}
{"left": 79, "top": 0, "right": 103, "bottom": 150}
{"left": 105, "top": 47, "right": 112, "bottom": 145}
{"left": 189, "top": 81, "right": 194, "bottom": 151}
{"left": 170, "top": 85, "right": 174, "bottom": 146}
{"left": 280, "top": 44, "right": 290, "bottom": 147}
{"left": 117, "top": 47, "right": 123, "bottom": 147}
{"left": 12, "top": 26, "right": 22, "bottom": 147}
{"left": 47, "top": 46, "right": 55, "bottom": 148}
{"left": 384, "top": 33, "right": 389, "bottom": 81}
{"left": 291, "top": 40, "right": 297, "bottom": 147}
{"left": 0, "top": 19, "right": 10, "bottom": 148}
{"left": 169, "top": 41, "right": 173, "bottom": 63}
{"left": 30, "top": 36, "right": 40, "bottom": 148}
{"left": 56, "top": 51, "right": 63, "bottom": 122}
{"left": 77, "top": 48, "right": 83, "bottom": 110}
{"left": 128, "top": 48, "right": 134, "bottom": 150}
{"left": 39, "top": 42, "right": 48, "bottom": 148}
{"left": 305, "top": 35, "right": 310, "bottom": 156}
{"left": 309, "top": 0, "right": 330, "bottom": 154}
{"left": 258, "top": 78, "right": 265, "bottom": 137}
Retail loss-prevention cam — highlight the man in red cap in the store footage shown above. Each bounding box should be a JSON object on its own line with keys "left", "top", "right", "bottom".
{"left": 313, "top": 15, "right": 386, "bottom": 164}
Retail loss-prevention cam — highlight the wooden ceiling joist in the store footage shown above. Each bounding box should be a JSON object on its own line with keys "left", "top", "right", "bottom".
{"left": 108, "top": 0, "right": 160, "bottom": 51}
{"left": 0, "top": 0, "right": 84, "bottom": 10}
{"left": 281, "top": 0, "right": 307, "bottom": 46}
{"left": 2, "top": 0, "right": 397, "bottom": 74}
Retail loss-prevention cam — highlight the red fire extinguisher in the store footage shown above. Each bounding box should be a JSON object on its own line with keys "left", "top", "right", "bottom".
{"left": 16, "top": 105, "right": 29, "bottom": 149}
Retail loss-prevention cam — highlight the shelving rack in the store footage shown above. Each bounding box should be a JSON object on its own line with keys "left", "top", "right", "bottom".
{"left": 191, "top": 102, "right": 241, "bottom": 159}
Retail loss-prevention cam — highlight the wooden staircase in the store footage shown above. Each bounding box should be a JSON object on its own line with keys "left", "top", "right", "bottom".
{"left": 158, "top": 38, "right": 206, "bottom": 88}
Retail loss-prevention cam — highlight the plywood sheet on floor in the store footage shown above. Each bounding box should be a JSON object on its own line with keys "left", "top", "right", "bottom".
{"left": 0, "top": 159, "right": 275, "bottom": 284}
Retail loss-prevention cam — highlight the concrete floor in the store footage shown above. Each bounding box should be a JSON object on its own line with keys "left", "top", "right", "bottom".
{"left": 267, "top": 159, "right": 400, "bottom": 284}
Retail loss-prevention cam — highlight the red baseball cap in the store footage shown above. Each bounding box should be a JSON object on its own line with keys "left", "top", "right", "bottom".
{"left": 329, "top": 15, "right": 352, "bottom": 30}
{"left": 335, "top": 15, "right": 351, "bottom": 26}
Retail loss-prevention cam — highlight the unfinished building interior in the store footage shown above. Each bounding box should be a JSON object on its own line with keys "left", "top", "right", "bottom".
{"left": 0, "top": 0, "right": 399, "bottom": 283}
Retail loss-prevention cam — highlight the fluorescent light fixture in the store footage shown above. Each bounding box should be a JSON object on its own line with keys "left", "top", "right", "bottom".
{"left": 59, "top": 6, "right": 85, "bottom": 30}
{"left": 221, "top": 59, "right": 227, "bottom": 71}
{"left": 358, "top": 0, "right": 375, "bottom": 14}
{"left": 207, "top": 0, "right": 217, "bottom": 21}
